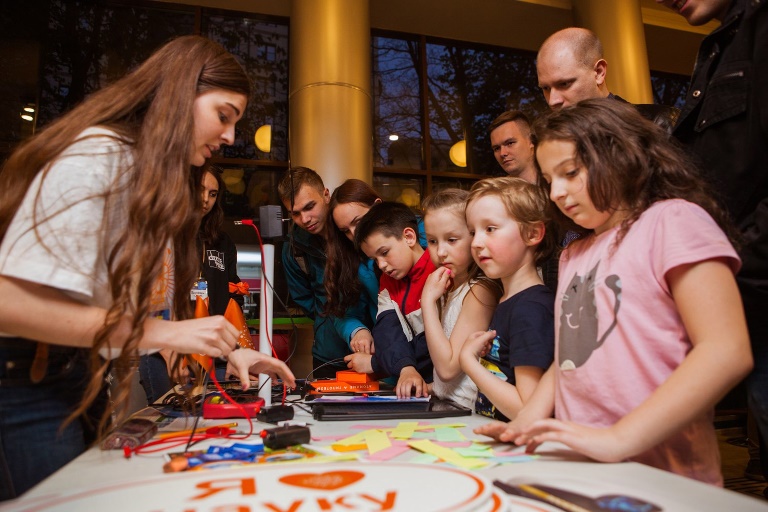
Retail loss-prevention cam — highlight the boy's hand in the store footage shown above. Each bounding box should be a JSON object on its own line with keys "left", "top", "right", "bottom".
{"left": 396, "top": 366, "right": 429, "bottom": 399}
{"left": 461, "top": 329, "right": 496, "bottom": 360}
{"left": 344, "top": 352, "right": 373, "bottom": 373}
{"left": 422, "top": 267, "right": 452, "bottom": 305}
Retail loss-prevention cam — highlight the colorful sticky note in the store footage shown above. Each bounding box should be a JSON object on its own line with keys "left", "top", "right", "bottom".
{"left": 490, "top": 454, "right": 539, "bottom": 463}
{"left": 335, "top": 431, "right": 369, "bottom": 446}
{"left": 409, "top": 453, "right": 440, "bottom": 464}
{"left": 408, "top": 440, "right": 488, "bottom": 470}
{"left": 366, "top": 444, "right": 411, "bottom": 462}
{"left": 455, "top": 447, "right": 495, "bottom": 458}
{"left": 435, "top": 426, "right": 466, "bottom": 442}
{"left": 391, "top": 422, "right": 419, "bottom": 439}
{"left": 365, "top": 429, "right": 391, "bottom": 455}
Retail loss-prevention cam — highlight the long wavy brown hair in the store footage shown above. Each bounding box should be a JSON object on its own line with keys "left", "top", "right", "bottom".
{"left": 0, "top": 35, "right": 250, "bottom": 433}
{"left": 324, "top": 179, "right": 381, "bottom": 317}
{"left": 532, "top": 98, "right": 736, "bottom": 248}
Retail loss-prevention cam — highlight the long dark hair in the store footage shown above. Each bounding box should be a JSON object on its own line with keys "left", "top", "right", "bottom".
{"left": 533, "top": 98, "right": 736, "bottom": 247}
{"left": 0, "top": 35, "right": 250, "bottom": 432}
{"left": 324, "top": 179, "right": 381, "bottom": 317}
{"left": 199, "top": 166, "right": 225, "bottom": 245}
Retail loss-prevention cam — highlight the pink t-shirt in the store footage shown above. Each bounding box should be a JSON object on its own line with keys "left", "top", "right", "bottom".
{"left": 555, "top": 199, "right": 740, "bottom": 486}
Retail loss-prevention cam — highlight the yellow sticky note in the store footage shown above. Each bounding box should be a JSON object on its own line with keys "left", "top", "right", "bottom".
{"left": 365, "top": 429, "right": 392, "bottom": 454}
{"left": 391, "top": 422, "right": 419, "bottom": 439}
{"left": 408, "top": 439, "right": 488, "bottom": 470}
{"left": 335, "top": 431, "right": 368, "bottom": 446}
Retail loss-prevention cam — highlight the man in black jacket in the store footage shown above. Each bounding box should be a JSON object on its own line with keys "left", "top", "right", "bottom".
{"left": 660, "top": 0, "right": 768, "bottom": 486}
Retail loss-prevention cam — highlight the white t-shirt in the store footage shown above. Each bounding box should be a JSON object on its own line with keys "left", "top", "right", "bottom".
{"left": 555, "top": 199, "right": 740, "bottom": 486}
{"left": 0, "top": 128, "right": 173, "bottom": 355}
{"left": 431, "top": 280, "right": 479, "bottom": 410}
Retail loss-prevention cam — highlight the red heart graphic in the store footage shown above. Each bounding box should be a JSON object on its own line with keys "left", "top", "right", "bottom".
{"left": 279, "top": 471, "right": 365, "bottom": 490}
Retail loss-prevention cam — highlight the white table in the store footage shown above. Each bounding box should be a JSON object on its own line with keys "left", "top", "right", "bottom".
{"left": 3, "top": 400, "right": 767, "bottom": 512}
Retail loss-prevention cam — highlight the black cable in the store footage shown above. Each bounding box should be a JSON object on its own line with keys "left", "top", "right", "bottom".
{"left": 304, "top": 357, "right": 347, "bottom": 382}
{"left": 184, "top": 369, "right": 211, "bottom": 453}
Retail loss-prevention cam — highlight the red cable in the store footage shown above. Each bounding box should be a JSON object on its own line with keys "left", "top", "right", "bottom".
{"left": 237, "top": 219, "right": 288, "bottom": 405}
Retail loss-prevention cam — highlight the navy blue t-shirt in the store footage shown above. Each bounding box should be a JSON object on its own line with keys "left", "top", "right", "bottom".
{"left": 475, "top": 284, "right": 555, "bottom": 420}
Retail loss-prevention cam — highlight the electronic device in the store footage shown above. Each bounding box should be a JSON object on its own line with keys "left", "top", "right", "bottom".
{"left": 307, "top": 370, "right": 381, "bottom": 395}
{"left": 101, "top": 418, "right": 158, "bottom": 450}
{"left": 260, "top": 425, "right": 311, "bottom": 450}
{"left": 310, "top": 396, "right": 472, "bottom": 421}
{"left": 256, "top": 404, "right": 295, "bottom": 424}
{"left": 203, "top": 393, "right": 265, "bottom": 419}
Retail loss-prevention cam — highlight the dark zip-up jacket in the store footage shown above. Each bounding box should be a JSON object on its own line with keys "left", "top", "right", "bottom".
{"left": 370, "top": 250, "right": 436, "bottom": 380}
{"left": 673, "top": 0, "right": 768, "bottom": 334}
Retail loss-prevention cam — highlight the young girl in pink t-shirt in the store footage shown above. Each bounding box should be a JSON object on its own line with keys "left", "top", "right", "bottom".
{"left": 475, "top": 98, "right": 753, "bottom": 486}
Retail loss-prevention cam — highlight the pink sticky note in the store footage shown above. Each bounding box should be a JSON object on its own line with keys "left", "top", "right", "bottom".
{"left": 366, "top": 444, "right": 412, "bottom": 462}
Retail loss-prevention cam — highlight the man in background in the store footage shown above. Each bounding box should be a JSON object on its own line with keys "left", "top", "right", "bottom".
{"left": 278, "top": 167, "right": 373, "bottom": 379}
{"left": 536, "top": 27, "right": 678, "bottom": 130}
{"left": 487, "top": 110, "right": 537, "bottom": 183}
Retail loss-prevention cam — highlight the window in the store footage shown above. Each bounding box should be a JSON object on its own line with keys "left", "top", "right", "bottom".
{"left": 651, "top": 70, "right": 690, "bottom": 109}
{"left": 203, "top": 13, "right": 289, "bottom": 163}
{"left": 372, "top": 32, "right": 547, "bottom": 196}
{"left": 1, "top": 0, "right": 195, "bottom": 152}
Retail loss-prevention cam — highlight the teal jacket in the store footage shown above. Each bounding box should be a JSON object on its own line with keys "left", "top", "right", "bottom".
{"left": 282, "top": 226, "right": 369, "bottom": 365}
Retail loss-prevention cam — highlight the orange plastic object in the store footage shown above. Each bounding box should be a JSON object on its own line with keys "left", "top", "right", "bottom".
{"left": 308, "top": 370, "right": 380, "bottom": 394}
{"left": 224, "top": 298, "right": 255, "bottom": 350}
{"left": 189, "top": 296, "right": 213, "bottom": 371}
{"left": 336, "top": 370, "right": 374, "bottom": 384}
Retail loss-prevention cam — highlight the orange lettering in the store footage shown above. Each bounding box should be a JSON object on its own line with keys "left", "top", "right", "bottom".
{"left": 360, "top": 492, "right": 397, "bottom": 511}
{"left": 262, "top": 501, "right": 302, "bottom": 512}
{"left": 191, "top": 478, "right": 257, "bottom": 500}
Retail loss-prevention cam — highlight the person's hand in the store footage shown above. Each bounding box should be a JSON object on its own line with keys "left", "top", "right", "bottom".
{"left": 461, "top": 329, "right": 496, "bottom": 360}
{"left": 422, "top": 267, "right": 452, "bottom": 305}
{"left": 225, "top": 348, "right": 296, "bottom": 391}
{"left": 147, "top": 316, "right": 240, "bottom": 358}
{"left": 343, "top": 352, "right": 373, "bottom": 373}
{"left": 473, "top": 411, "right": 536, "bottom": 444}
{"left": 396, "top": 366, "right": 428, "bottom": 399}
{"left": 350, "top": 329, "right": 374, "bottom": 354}
{"left": 473, "top": 420, "right": 514, "bottom": 442}
{"left": 519, "top": 419, "right": 629, "bottom": 462}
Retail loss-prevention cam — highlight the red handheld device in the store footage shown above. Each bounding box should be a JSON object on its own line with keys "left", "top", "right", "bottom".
{"left": 202, "top": 394, "right": 265, "bottom": 419}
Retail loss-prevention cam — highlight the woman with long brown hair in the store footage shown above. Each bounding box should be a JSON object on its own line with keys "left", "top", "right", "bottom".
{"left": 325, "top": 179, "right": 427, "bottom": 355}
{"left": 324, "top": 179, "right": 382, "bottom": 355}
{"left": 0, "top": 35, "right": 292, "bottom": 499}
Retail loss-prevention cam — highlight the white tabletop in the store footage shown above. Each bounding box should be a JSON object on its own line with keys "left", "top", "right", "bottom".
{"left": 3, "top": 399, "right": 767, "bottom": 512}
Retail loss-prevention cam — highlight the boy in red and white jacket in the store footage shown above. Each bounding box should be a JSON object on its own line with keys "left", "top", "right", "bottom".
{"left": 344, "top": 202, "right": 436, "bottom": 398}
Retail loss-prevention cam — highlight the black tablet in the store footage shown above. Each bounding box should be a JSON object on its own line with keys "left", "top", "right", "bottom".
{"left": 310, "top": 396, "right": 472, "bottom": 421}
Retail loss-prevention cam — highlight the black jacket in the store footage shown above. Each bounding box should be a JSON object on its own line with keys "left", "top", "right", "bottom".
{"left": 673, "top": 0, "right": 768, "bottom": 332}
{"left": 198, "top": 232, "right": 243, "bottom": 316}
